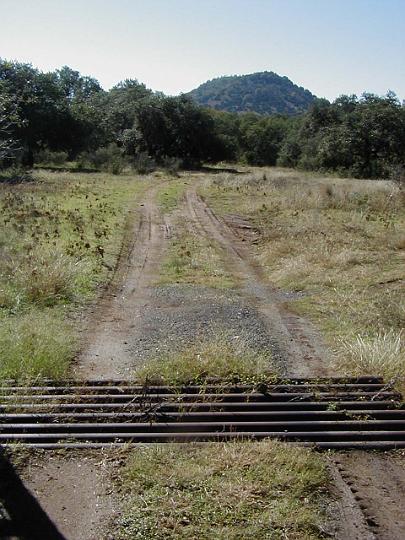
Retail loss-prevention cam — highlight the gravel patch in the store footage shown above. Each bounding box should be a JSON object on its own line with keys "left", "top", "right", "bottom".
{"left": 126, "top": 284, "right": 287, "bottom": 375}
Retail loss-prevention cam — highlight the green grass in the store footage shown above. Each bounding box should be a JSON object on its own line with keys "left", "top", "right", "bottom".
{"left": 201, "top": 167, "right": 405, "bottom": 382}
{"left": 134, "top": 333, "right": 273, "bottom": 385}
{"left": 0, "top": 309, "right": 74, "bottom": 380}
{"left": 157, "top": 179, "right": 189, "bottom": 213}
{"left": 0, "top": 169, "right": 148, "bottom": 380}
{"left": 116, "top": 441, "right": 329, "bottom": 540}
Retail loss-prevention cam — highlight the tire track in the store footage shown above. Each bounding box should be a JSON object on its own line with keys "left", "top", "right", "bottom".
{"left": 75, "top": 183, "right": 170, "bottom": 380}
{"left": 185, "top": 186, "right": 333, "bottom": 377}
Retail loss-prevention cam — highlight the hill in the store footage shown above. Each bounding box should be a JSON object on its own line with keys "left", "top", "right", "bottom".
{"left": 187, "top": 71, "right": 316, "bottom": 115}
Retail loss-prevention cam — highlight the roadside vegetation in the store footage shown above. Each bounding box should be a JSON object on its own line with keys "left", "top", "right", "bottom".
{"left": 201, "top": 168, "right": 405, "bottom": 385}
{"left": 1, "top": 60, "right": 404, "bottom": 182}
{"left": 0, "top": 170, "right": 147, "bottom": 380}
{"left": 117, "top": 441, "right": 329, "bottom": 540}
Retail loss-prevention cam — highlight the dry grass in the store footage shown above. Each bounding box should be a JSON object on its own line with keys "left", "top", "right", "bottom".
{"left": 134, "top": 332, "right": 273, "bottom": 385}
{"left": 160, "top": 221, "right": 234, "bottom": 289}
{"left": 0, "top": 169, "right": 149, "bottom": 380}
{"left": 338, "top": 331, "right": 405, "bottom": 383}
{"left": 116, "top": 440, "right": 330, "bottom": 540}
{"left": 202, "top": 167, "right": 405, "bottom": 383}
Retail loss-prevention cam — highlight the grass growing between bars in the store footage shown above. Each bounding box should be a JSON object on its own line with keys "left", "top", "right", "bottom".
{"left": 0, "top": 169, "right": 149, "bottom": 380}
{"left": 116, "top": 441, "right": 330, "bottom": 540}
{"left": 134, "top": 333, "right": 273, "bottom": 385}
{"left": 201, "top": 168, "right": 405, "bottom": 385}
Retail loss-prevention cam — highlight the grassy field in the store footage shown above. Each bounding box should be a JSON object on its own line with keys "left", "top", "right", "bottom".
{"left": 0, "top": 170, "right": 149, "bottom": 380}
{"left": 117, "top": 441, "right": 329, "bottom": 540}
{"left": 201, "top": 168, "right": 405, "bottom": 384}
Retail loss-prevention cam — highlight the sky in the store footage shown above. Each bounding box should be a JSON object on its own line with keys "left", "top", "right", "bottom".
{"left": 0, "top": 0, "right": 404, "bottom": 101}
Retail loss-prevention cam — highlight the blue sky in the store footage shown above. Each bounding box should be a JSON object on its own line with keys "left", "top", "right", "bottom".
{"left": 0, "top": 0, "right": 404, "bottom": 100}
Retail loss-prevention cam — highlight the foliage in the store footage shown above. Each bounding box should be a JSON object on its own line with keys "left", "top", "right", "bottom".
{"left": 1, "top": 58, "right": 404, "bottom": 178}
{"left": 278, "top": 93, "right": 405, "bottom": 178}
{"left": 188, "top": 71, "right": 316, "bottom": 115}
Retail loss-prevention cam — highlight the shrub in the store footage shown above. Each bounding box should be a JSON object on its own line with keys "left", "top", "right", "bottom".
{"left": 132, "top": 151, "right": 156, "bottom": 174}
{"left": 162, "top": 156, "right": 181, "bottom": 176}
{"left": 78, "top": 143, "right": 127, "bottom": 174}
{"left": 36, "top": 148, "right": 68, "bottom": 166}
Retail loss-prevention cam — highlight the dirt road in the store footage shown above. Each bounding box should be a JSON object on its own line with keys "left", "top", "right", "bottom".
{"left": 17, "top": 175, "right": 405, "bottom": 540}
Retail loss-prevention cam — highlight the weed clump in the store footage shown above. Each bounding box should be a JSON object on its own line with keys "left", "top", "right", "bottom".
{"left": 117, "top": 440, "right": 329, "bottom": 539}
{"left": 338, "top": 330, "right": 405, "bottom": 382}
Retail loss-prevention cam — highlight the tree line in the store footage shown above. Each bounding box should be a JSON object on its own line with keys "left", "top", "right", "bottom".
{"left": 1, "top": 59, "right": 404, "bottom": 178}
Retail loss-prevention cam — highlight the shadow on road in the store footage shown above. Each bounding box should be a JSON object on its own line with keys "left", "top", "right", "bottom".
{"left": 0, "top": 451, "right": 66, "bottom": 540}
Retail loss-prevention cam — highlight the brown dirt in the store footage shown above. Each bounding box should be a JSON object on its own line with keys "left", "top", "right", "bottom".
{"left": 75, "top": 182, "right": 171, "bottom": 380}
{"left": 17, "top": 452, "right": 121, "bottom": 540}
{"left": 11, "top": 174, "right": 405, "bottom": 540}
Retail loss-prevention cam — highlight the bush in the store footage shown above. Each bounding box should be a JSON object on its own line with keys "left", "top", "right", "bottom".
{"left": 77, "top": 143, "right": 127, "bottom": 174}
{"left": 161, "top": 156, "right": 181, "bottom": 176}
{"left": 132, "top": 151, "right": 156, "bottom": 174}
{"left": 36, "top": 148, "right": 68, "bottom": 166}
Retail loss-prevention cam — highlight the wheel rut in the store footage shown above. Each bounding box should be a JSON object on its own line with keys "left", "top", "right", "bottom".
{"left": 185, "top": 186, "right": 333, "bottom": 377}
{"left": 75, "top": 183, "right": 171, "bottom": 380}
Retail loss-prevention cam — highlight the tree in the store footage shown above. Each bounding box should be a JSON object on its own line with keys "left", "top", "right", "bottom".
{"left": 0, "top": 93, "right": 21, "bottom": 164}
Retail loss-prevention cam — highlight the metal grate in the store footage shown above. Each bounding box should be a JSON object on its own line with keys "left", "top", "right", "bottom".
{"left": 0, "top": 377, "right": 404, "bottom": 449}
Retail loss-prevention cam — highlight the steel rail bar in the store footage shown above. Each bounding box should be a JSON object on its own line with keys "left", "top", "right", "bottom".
{"left": 0, "top": 391, "right": 400, "bottom": 401}
{"left": 0, "top": 383, "right": 387, "bottom": 394}
{"left": 2, "top": 420, "right": 405, "bottom": 433}
{"left": 1, "top": 430, "right": 405, "bottom": 442}
{"left": 2, "top": 441, "right": 405, "bottom": 450}
{"left": 1, "top": 409, "right": 405, "bottom": 422}
{"left": 0, "top": 400, "right": 401, "bottom": 411}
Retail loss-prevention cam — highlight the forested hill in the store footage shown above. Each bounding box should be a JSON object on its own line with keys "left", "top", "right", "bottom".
{"left": 187, "top": 71, "right": 316, "bottom": 115}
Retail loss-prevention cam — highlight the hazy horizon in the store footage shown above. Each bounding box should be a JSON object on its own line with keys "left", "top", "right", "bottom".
{"left": 1, "top": 0, "right": 404, "bottom": 101}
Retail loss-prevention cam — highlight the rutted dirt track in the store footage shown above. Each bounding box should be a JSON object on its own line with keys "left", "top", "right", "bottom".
{"left": 17, "top": 176, "right": 405, "bottom": 539}
{"left": 185, "top": 186, "right": 334, "bottom": 377}
{"left": 76, "top": 182, "right": 171, "bottom": 380}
